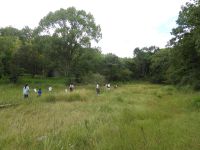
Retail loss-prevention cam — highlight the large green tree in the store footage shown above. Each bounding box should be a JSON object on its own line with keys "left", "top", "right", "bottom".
{"left": 38, "top": 7, "right": 102, "bottom": 76}
{"left": 169, "top": 0, "right": 200, "bottom": 88}
{"left": 0, "top": 32, "right": 21, "bottom": 78}
{"left": 101, "top": 53, "right": 123, "bottom": 81}
{"left": 73, "top": 48, "right": 103, "bottom": 78}
{"left": 133, "top": 46, "right": 159, "bottom": 79}
{"left": 150, "top": 48, "right": 170, "bottom": 83}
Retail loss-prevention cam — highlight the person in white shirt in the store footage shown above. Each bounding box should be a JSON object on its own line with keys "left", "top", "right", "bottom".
{"left": 107, "top": 83, "right": 110, "bottom": 89}
{"left": 23, "top": 84, "right": 30, "bottom": 98}
{"left": 48, "top": 87, "right": 52, "bottom": 92}
{"left": 96, "top": 83, "right": 100, "bottom": 95}
{"left": 69, "top": 83, "right": 75, "bottom": 92}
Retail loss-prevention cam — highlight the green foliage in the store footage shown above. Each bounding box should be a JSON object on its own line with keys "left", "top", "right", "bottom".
{"left": 0, "top": 8, "right": 104, "bottom": 82}
{"left": 1, "top": 2, "right": 200, "bottom": 89}
{"left": 150, "top": 48, "right": 170, "bottom": 83}
{"left": 191, "top": 97, "right": 200, "bottom": 111}
{"left": 0, "top": 26, "right": 21, "bottom": 37}
{"left": 72, "top": 48, "right": 103, "bottom": 78}
{"left": 168, "top": 0, "right": 200, "bottom": 87}
{"left": 82, "top": 73, "right": 106, "bottom": 84}
{"left": 133, "top": 46, "right": 159, "bottom": 79}
{"left": 101, "top": 53, "right": 132, "bottom": 81}
{"left": 15, "top": 44, "right": 44, "bottom": 76}
{"left": 38, "top": 7, "right": 102, "bottom": 77}
{"left": 0, "top": 33, "right": 22, "bottom": 82}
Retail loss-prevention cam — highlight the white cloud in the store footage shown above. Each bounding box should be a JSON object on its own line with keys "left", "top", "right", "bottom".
{"left": 0, "top": 0, "right": 189, "bottom": 57}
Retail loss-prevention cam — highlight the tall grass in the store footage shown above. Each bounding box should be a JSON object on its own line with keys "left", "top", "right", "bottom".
{"left": 0, "top": 82, "right": 199, "bottom": 149}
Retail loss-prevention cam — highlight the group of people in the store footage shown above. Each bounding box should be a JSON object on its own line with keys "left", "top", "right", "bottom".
{"left": 96, "top": 83, "right": 118, "bottom": 95}
{"left": 23, "top": 83, "right": 75, "bottom": 98}
{"left": 22, "top": 84, "right": 52, "bottom": 98}
{"left": 23, "top": 82, "right": 117, "bottom": 98}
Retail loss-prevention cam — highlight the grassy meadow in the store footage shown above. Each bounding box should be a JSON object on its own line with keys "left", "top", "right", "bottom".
{"left": 0, "top": 81, "right": 200, "bottom": 150}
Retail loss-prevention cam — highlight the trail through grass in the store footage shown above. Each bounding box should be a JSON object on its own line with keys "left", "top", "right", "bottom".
{"left": 0, "top": 83, "right": 199, "bottom": 150}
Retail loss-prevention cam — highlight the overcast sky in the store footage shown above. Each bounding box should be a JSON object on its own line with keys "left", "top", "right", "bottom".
{"left": 0, "top": 0, "right": 189, "bottom": 57}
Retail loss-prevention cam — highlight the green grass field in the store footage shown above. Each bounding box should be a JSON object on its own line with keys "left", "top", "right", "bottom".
{"left": 0, "top": 82, "right": 199, "bottom": 150}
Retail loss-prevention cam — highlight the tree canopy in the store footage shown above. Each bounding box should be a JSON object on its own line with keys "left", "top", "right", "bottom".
{"left": 37, "top": 7, "right": 102, "bottom": 77}
{"left": 0, "top": 2, "right": 200, "bottom": 89}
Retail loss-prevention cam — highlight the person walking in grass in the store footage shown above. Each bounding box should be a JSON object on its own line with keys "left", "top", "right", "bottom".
{"left": 107, "top": 83, "right": 111, "bottom": 90}
{"left": 69, "top": 84, "right": 72, "bottom": 92}
{"left": 23, "top": 84, "right": 30, "bottom": 98}
{"left": 37, "top": 88, "right": 42, "bottom": 97}
{"left": 69, "top": 83, "right": 75, "bottom": 92}
{"left": 96, "top": 83, "right": 100, "bottom": 95}
{"left": 48, "top": 86, "right": 52, "bottom": 92}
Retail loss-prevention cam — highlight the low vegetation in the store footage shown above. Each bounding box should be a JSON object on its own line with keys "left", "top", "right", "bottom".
{"left": 0, "top": 82, "right": 199, "bottom": 150}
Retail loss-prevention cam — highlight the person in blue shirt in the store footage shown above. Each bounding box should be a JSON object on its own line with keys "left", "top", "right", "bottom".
{"left": 38, "top": 88, "right": 42, "bottom": 97}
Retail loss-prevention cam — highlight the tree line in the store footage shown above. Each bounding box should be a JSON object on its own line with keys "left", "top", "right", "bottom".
{"left": 0, "top": 0, "right": 200, "bottom": 89}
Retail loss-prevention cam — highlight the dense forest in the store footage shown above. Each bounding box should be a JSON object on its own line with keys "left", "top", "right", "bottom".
{"left": 0, "top": 0, "right": 200, "bottom": 89}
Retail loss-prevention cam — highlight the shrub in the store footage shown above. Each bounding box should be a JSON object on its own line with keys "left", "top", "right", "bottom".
{"left": 192, "top": 81, "right": 200, "bottom": 91}
{"left": 82, "top": 73, "right": 106, "bottom": 84}
{"left": 192, "top": 97, "right": 200, "bottom": 111}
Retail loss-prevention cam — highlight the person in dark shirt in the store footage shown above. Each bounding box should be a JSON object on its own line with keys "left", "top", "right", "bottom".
{"left": 38, "top": 88, "right": 42, "bottom": 97}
